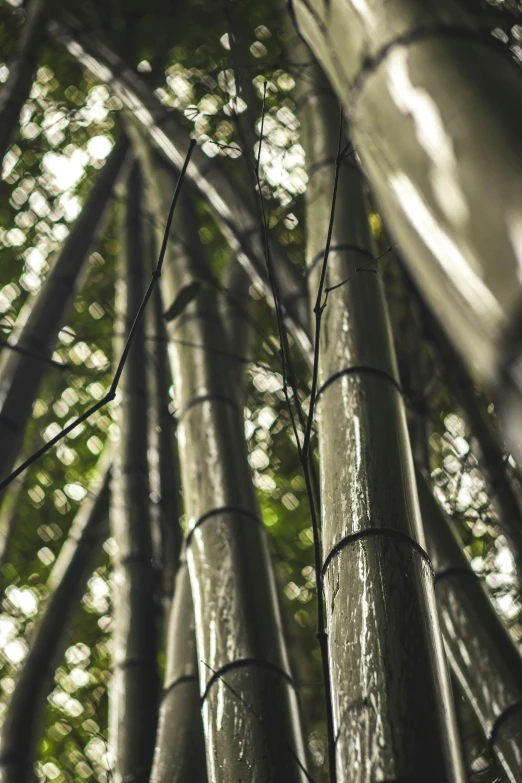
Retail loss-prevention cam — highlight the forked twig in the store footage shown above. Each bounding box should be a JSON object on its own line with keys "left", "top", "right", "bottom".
{"left": 0, "top": 139, "right": 196, "bottom": 494}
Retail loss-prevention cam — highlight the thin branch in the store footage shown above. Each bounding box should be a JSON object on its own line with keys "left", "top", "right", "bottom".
{"left": 0, "top": 339, "right": 70, "bottom": 370}
{"left": 0, "top": 139, "right": 196, "bottom": 494}
{"left": 301, "top": 113, "right": 344, "bottom": 463}
{"left": 256, "top": 81, "right": 267, "bottom": 176}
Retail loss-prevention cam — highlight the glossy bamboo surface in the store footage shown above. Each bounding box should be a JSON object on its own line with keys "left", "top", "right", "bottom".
{"left": 150, "top": 559, "right": 207, "bottom": 783}
{"left": 0, "top": 135, "right": 128, "bottom": 484}
{"left": 142, "top": 160, "right": 307, "bottom": 781}
{"left": 299, "top": 54, "right": 464, "bottom": 781}
{"left": 109, "top": 164, "right": 158, "bottom": 783}
{"left": 418, "top": 470, "right": 522, "bottom": 782}
{"left": 292, "top": 0, "right": 522, "bottom": 456}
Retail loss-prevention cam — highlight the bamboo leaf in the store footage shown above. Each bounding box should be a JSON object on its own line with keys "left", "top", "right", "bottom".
{"left": 163, "top": 281, "right": 201, "bottom": 322}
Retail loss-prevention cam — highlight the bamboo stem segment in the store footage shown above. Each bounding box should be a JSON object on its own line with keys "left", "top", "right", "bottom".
{"left": 298, "top": 50, "right": 464, "bottom": 781}
{"left": 291, "top": 0, "right": 522, "bottom": 460}
{"left": 109, "top": 163, "right": 158, "bottom": 783}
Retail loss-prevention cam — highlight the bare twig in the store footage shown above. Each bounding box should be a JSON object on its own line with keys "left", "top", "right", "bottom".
{"left": 0, "top": 139, "right": 196, "bottom": 494}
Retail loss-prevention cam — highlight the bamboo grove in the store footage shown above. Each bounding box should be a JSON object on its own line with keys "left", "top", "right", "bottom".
{"left": 1, "top": 0, "right": 522, "bottom": 781}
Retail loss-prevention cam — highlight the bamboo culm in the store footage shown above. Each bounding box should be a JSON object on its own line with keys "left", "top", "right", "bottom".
{"left": 109, "top": 162, "right": 158, "bottom": 783}
{"left": 291, "top": 0, "right": 522, "bottom": 461}
{"left": 0, "top": 0, "right": 48, "bottom": 165}
{"left": 150, "top": 555, "right": 207, "bottom": 783}
{"left": 139, "top": 147, "right": 308, "bottom": 781}
{"left": 0, "top": 456, "right": 110, "bottom": 783}
{"left": 0, "top": 135, "right": 129, "bottom": 484}
{"left": 146, "top": 260, "right": 182, "bottom": 620}
{"left": 220, "top": 256, "right": 255, "bottom": 405}
{"left": 417, "top": 468, "right": 522, "bottom": 782}
{"left": 297, "top": 47, "right": 464, "bottom": 781}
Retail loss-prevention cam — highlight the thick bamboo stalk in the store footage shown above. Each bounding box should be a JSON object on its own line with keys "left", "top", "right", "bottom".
{"left": 299, "top": 53, "right": 464, "bottom": 780}
{"left": 109, "top": 163, "right": 158, "bottom": 783}
{"left": 150, "top": 555, "right": 207, "bottom": 783}
{"left": 0, "top": 0, "right": 47, "bottom": 164}
{"left": 291, "top": 0, "right": 522, "bottom": 458}
{"left": 417, "top": 468, "right": 522, "bottom": 783}
{"left": 48, "top": 13, "right": 312, "bottom": 360}
{"left": 0, "top": 135, "right": 129, "bottom": 484}
{"left": 0, "top": 455, "right": 110, "bottom": 783}
{"left": 140, "top": 154, "right": 308, "bottom": 781}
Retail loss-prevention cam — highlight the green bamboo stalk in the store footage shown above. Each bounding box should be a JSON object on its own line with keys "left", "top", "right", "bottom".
{"left": 140, "top": 152, "right": 308, "bottom": 781}
{"left": 298, "top": 51, "right": 464, "bottom": 780}
{"left": 150, "top": 554, "right": 207, "bottom": 783}
{"left": 291, "top": 0, "right": 522, "bottom": 458}
{"left": 0, "top": 135, "right": 129, "bottom": 484}
{"left": 0, "top": 0, "right": 47, "bottom": 164}
{"left": 146, "top": 220, "right": 206, "bottom": 783}
{"left": 109, "top": 162, "right": 158, "bottom": 783}
{"left": 146, "top": 269, "right": 182, "bottom": 619}
{"left": 0, "top": 454, "right": 110, "bottom": 783}
{"left": 220, "top": 256, "right": 255, "bottom": 404}
{"left": 48, "top": 13, "right": 312, "bottom": 360}
{"left": 417, "top": 468, "right": 522, "bottom": 783}
{"left": 140, "top": 200, "right": 181, "bottom": 612}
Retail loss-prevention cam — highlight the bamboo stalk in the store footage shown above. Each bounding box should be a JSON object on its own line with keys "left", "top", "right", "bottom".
{"left": 290, "top": 0, "right": 522, "bottom": 459}
{"left": 146, "top": 271, "right": 181, "bottom": 620}
{"left": 0, "top": 135, "right": 129, "bottom": 484}
{"left": 0, "top": 0, "right": 47, "bottom": 164}
{"left": 397, "top": 259, "right": 522, "bottom": 780}
{"left": 150, "top": 554, "right": 207, "bottom": 783}
{"left": 145, "top": 215, "right": 206, "bottom": 783}
{"left": 297, "top": 49, "right": 464, "bottom": 780}
{"left": 220, "top": 255, "right": 255, "bottom": 404}
{"left": 0, "top": 455, "right": 110, "bottom": 783}
{"left": 109, "top": 162, "right": 158, "bottom": 783}
{"left": 139, "top": 151, "right": 308, "bottom": 780}
{"left": 417, "top": 468, "right": 522, "bottom": 783}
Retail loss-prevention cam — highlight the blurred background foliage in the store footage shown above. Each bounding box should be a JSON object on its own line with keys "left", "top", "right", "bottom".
{"left": 1, "top": 0, "right": 522, "bottom": 780}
